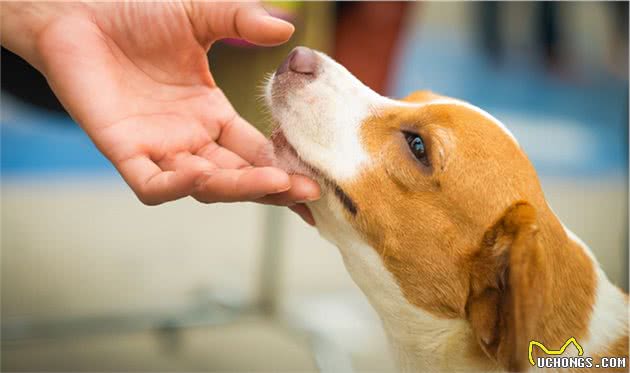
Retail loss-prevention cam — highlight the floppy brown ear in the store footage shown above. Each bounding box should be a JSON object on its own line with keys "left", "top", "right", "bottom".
{"left": 466, "top": 202, "right": 549, "bottom": 372}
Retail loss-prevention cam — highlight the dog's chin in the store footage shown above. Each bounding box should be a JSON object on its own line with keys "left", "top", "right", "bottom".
{"left": 270, "top": 128, "right": 321, "bottom": 180}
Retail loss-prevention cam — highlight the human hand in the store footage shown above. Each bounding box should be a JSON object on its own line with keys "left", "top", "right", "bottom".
{"left": 1, "top": 2, "right": 318, "bottom": 223}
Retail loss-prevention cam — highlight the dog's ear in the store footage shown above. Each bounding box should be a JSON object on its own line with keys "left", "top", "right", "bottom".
{"left": 466, "top": 202, "right": 548, "bottom": 372}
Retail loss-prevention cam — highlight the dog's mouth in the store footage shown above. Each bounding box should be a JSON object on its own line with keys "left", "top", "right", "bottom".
{"left": 271, "top": 128, "right": 358, "bottom": 215}
{"left": 270, "top": 128, "right": 322, "bottom": 179}
{"left": 267, "top": 47, "right": 359, "bottom": 215}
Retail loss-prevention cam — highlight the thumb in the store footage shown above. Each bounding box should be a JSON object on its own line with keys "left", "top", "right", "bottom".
{"left": 190, "top": 2, "right": 295, "bottom": 47}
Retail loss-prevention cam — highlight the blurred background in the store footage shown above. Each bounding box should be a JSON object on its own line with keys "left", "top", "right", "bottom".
{"left": 2, "top": 2, "right": 628, "bottom": 371}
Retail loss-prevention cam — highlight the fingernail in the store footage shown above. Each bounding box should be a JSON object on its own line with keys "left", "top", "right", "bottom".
{"left": 262, "top": 15, "right": 295, "bottom": 31}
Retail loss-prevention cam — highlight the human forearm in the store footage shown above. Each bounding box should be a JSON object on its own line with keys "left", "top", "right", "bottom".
{"left": 1, "top": 2, "right": 80, "bottom": 71}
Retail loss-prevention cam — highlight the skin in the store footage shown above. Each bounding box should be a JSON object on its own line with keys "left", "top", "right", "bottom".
{"left": 1, "top": 2, "right": 319, "bottom": 223}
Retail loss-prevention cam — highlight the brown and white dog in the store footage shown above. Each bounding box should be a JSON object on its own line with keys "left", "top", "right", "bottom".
{"left": 265, "top": 47, "right": 629, "bottom": 372}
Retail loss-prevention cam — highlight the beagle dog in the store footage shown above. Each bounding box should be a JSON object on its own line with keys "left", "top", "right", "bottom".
{"left": 265, "top": 47, "right": 629, "bottom": 372}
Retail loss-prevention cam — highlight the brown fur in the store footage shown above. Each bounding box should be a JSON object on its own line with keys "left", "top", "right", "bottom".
{"left": 331, "top": 91, "right": 605, "bottom": 371}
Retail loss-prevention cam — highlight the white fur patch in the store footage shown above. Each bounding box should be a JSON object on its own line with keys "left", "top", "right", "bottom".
{"left": 267, "top": 52, "right": 518, "bottom": 185}
{"left": 308, "top": 198, "right": 499, "bottom": 372}
{"left": 583, "top": 267, "right": 629, "bottom": 354}
{"left": 267, "top": 51, "right": 389, "bottom": 183}
{"left": 564, "top": 226, "right": 628, "bottom": 356}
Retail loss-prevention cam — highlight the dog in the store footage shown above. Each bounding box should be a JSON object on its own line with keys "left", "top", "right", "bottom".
{"left": 264, "top": 46, "right": 629, "bottom": 372}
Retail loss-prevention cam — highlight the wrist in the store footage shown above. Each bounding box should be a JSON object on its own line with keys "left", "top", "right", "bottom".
{"left": 1, "top": 3, "right": 81, "bottom": 71}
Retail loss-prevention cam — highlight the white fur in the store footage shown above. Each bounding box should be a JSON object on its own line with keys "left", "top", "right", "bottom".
{"left": 564, "top": 227, "right": 629, "bottom": 356}
{"left": 267, "top": 51, "right": 390, "bottom": 182}
{"left": 308, "top": 197, "right": 499, "bottom": 373}
{"left": 267, "top": 52, "right": 518, "bottom": 187}
{"left": 266, "top": 48, "right": 626, "bottom": 372}
{"left": 584, "top": 267, "right": 629, "bottom": 353}
{"left": 558, "top": 220, "right": 628, "bottom": 355}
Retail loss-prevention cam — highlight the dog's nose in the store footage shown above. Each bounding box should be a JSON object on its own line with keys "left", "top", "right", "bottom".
{"left": 276, "top": 46, "right": 318, "bottom": 76}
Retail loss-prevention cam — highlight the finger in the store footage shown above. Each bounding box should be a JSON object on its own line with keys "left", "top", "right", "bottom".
{"left": 192, "top": 166, "right": 290, "bottom": 203}
{"left": 289, "top": 204, "right": 316, "bottom": 226}
{"left": 194, "top": 2, "right": 295, "bottom": 46}
{"left": 157, "top": 152, "right": 215, "bottom": 172}
{"left": 117, "top": 155, "right": 213, "bottom": 205}
{"left": 218, "top": 113, "right": 275, "bottom": 167}
{"left": 255, "top": 174, "right": 321, "bottom": 206}
{"left": 196, "top": 142, "right": 250, "bottom": 169}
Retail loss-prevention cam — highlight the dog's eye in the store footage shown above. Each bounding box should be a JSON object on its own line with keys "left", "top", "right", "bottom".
{"left": 404, "top": 132, "right": 429, "bottom": 166}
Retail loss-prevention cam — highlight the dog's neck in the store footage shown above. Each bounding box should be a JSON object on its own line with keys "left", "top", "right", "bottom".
{"left": 381, "top": 212, "right": 626, "bottom": 372}
{"left": 311, "top": 200, "right": 628, "bottom": 372}
{"left": 530, "top": 208, "right": 628, "bottom": 363}
{"left": 380, "top": 301, "right": 499, "bottom": 372}
{"left": 334, "top": 233, "right": 498, "bottom": 372}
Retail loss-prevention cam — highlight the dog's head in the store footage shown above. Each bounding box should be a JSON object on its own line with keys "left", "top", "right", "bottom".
{"left": 265, "top": 47, "right": 559, "bottom": 370}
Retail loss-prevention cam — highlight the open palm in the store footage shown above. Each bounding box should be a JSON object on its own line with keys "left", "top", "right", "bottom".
{"left": 34, "top": 2, "right": 319, "bottom": 213}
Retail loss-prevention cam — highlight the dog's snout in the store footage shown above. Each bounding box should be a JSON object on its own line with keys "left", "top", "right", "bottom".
{"left": 276, "top": 46, "right": 318, "bottom": 76}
